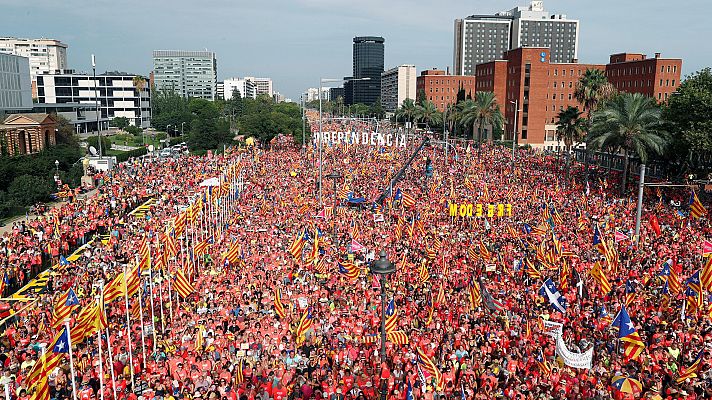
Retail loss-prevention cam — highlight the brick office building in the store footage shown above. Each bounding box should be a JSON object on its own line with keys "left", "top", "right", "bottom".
{"left": 474, "top": 48, "right": 681, "bottom": 149}
{"left": 605, "top": 53, "right": 682, "bottom": 102}
{"left": 416, "top": 69, "right": 476, "bottom": 112}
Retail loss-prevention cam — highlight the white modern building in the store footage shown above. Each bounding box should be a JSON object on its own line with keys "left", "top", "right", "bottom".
{"left": 152, "top": 50, "right": 217, "bottom": 100}
{"left": 380, "top": 65, "right": 416, "bottom": 113}
{"left": 305, "top": 87, "right": 331, "bottom": 102}
{"left": 36, "top": 70, "right": 151, "bottom": 129}
{"left": 0, "top": 37, "right": 68, "bottom": 83}
{"left": 223, "top": 77, "right": 256, "bottom": 100}
{"left": 454, "top": 1, "right": 579, "bottom": 75}
{"left": 244, "top": 77, "right": 273, "bottom": 96}
{"left": 0, "top": 53, "right": 32, "bottom": 115}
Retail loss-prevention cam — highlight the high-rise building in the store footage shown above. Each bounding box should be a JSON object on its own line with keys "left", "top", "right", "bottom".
{"left": 347, "top": 36, "right": 385, "bottom": 105}
{"left": 36, "top": 70, "right": 151, "bottom": 129}
{"left": 474, "top": 48, "right": 681, "bottom": 149}
{"left": 223, "top": 78, "right": 256, "bottom": 100}
{"left": 416, "top": 69, "right": 476, "bottom": 112}
{"left": 0, "top": 53, "right": 32, "bottom": 115}
{"left": 244, "top": 77, "right": 273, "bottom": 96}
{"left": 454, "top": 1, "right": 579, "bottom": 75}
{"left": 381, "top": 65, "right": 417, "bottom": 113}
{"left": 0, "top": 37, "right": 68, "bottom": 80}
{"left": 152, "top": 50, "right": 217, "bottom": 100}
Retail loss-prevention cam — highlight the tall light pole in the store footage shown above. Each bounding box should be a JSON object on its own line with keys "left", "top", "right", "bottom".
{"left": 371, "top": 251, "right": 395, "bottom": 400}
{"left": 181, "top": 122, "right": 186, "bottom": 137}
{"left": 301, "top": 94, "right": 306, "bottom": 153}
{"left": 92, "top": 54, "right": 102, "bottom": 158}
{"left": 443, "top": 104, "right": 450, "bottom": 162}
{"left": 509, "top": 100, "right": 520, "bottom": 172}
{"left": 326, "top": 171, "right": 342, "bottom": 247}
{"left": 318, "top": 77, "right": 370, "bottom": 206}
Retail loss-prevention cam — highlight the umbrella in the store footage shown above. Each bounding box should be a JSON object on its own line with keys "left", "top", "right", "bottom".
{"left": 611, "top": 375, "right": 642, "bottom": 394}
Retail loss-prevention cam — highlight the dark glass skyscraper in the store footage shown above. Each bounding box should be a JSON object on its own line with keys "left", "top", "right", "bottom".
{"left": 348, "top": 36, "right": 384, "bottom": 105}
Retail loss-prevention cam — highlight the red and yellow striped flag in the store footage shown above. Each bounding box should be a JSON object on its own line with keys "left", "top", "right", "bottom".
{"left": 274, "top": 287, "right": 287, "bottom": 319}
{"left": 174, "top": 269, "right": 195, "bottom": 298}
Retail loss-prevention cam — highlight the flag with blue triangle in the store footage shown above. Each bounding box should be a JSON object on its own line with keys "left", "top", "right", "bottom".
{"left": 52, "top": 326, "right": 70, "bottom": 353}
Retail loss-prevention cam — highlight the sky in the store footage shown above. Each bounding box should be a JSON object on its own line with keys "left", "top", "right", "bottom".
{"left": 2, "top": 0, "right": 709, "bottom": 100}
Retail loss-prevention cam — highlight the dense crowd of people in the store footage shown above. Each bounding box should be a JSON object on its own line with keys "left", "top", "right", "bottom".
{"left": 0, "top": 118, "right": 711, "bottom": 400}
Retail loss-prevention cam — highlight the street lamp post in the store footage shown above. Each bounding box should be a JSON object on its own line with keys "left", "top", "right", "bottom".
{"left": 371, "top": 251, "right": 395, "bottom": 400}
{"left": 325, "top": 171, "right": 342, "bottom": 247}
{"left": 443, "top": 105, "right": 449, "bottom": 162}
{"left": 181, "top": 122, "right": 186, "bottom": 137}
{"left": 319, "top": 77, "right": 370, "bottom": 207}
{"left": 301, "top": 94, "right": 306, "bottom": 153}
{"left": 509, "top": 100, "right": 520, "bottom": 172}
{"left": 54, "top": 160, "right": 60, "bottom": 184}
{"left": 92, "top": 54, "right": 102, "bottom": 158}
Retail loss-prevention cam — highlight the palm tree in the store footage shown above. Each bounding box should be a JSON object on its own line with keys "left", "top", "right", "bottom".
{"left": 459, "top": 92, "right": 504, "bottom": 156}
{"left": 589, "top": 93, "right": 668, "bottom": 196}
{"left": 445, "top": 103, "right": 461, "bottom": 138}
{"left": 574, "top": 69, "right": 616, "bottom": 185}
{"left": 556, "top": 106, "right": 586, "bottom": 181}
{"left": 132, "top": 75, "right": 146, "bottom": 128}
{"left": 415, "top": 100, "right": 442, "bottom": 132}
{"left": 396, "top": 98, "right": 418, "bottom": 135}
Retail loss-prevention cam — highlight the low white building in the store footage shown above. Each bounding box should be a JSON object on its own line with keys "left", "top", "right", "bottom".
{"left": 244, "top": 76, "right": 273, "bottom": 96}
{"left": 305, "top": 87, "right": 330, "bottom": 102}
{"left": 36, "top": 70, "right": 151, "bottom": 128}
{"left": 381, "top": 64, "right": 416, "bottom": 112}
{"left": 223, "top": 78, "right": 256, "bottom": 100}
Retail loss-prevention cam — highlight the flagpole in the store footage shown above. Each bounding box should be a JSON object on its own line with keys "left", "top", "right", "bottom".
{"left": 148, "top": 263, "right": 158, "bottom": 353}
{"left": 158, "top": 272, "right": 166, "bottom": 335}
{"left": 104, "top": 326, "right": 118, "bottom": 400}
{"left": 95, "top": 294, "right": 104, "bottom": 400}
{"left": 123, "top": 265, "right": 135, "bottom": 388}
{"left": 65, "top": 319, "right": 78, "bottom": 400}
{"left": 167, "top": 266, "right": 175, "bottom": 321}
{"left": 138, "top": 284, "right": 147, "bottom": 369}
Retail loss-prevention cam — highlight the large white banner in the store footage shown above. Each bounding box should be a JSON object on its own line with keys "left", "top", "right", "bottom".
{"left": 313, "top": 131, "right": 407, "bottom": 148}
{"left": 540, "top": 320, "right": 593, "bottom": 369}
{"left": 555, "top": 335, "right": 594, "bottom": 369}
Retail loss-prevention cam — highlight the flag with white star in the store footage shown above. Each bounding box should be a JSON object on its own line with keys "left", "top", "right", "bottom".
{"left": 52, "top": 326, "right": 70, "bottom": 354}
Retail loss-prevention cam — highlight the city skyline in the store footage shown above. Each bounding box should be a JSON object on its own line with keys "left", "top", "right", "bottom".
{"left": 2, "top": 0, "right": 709, "bottom": 101}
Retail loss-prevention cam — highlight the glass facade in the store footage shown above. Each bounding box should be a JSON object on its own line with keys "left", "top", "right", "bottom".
{"left": 350, "top": 37, "right": 384, "bottom": 105}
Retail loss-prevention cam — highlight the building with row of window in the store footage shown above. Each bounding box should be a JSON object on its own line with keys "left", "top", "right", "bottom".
{"left": 416, "top": 69, "right": 476, "bottom": 112}
{"left": 152, "top": 50, "right": 217, "bottom": 100}
{"left": 0, "top": 53, "right": 32, "bottom": 116}
{"left": 380, "top": 65, "right": 416, "bottom": 113}
{"left": 35, "top": 70, "right": 151, "bottom": 130}
{"left": 453, "top": 1, "right": 578, "bottom": 76}
{"left": 473, "top": 48, "right": 681, "bottom": 149}
{"left": 0, "top": 37, "right": 68, "bottom": 97}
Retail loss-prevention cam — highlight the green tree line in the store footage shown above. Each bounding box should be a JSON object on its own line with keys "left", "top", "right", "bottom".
{"left": 151, "top": 88, "right": 304, "bottom": 150}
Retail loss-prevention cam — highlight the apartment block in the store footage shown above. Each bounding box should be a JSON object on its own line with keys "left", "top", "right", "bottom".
{"left": 416, "top": 69, "right": 476, "bottom": 112}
